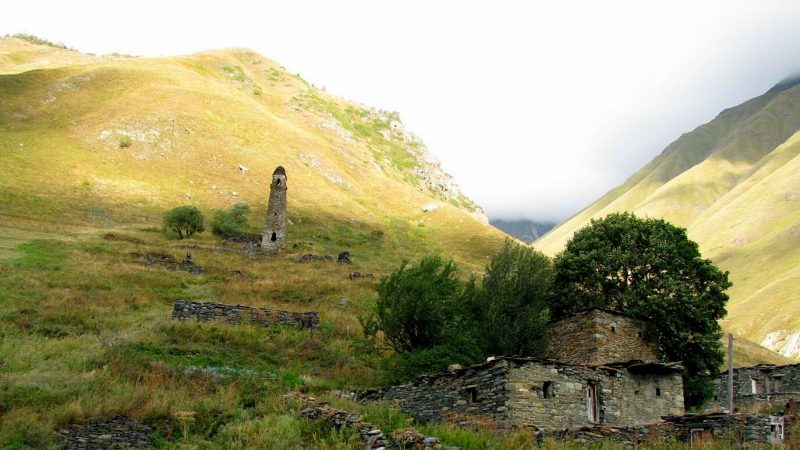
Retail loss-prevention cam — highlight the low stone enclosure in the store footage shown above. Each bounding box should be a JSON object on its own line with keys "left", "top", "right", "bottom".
{"left": 708, "top": 362, "right": 800, "bottom": 411}
{"left": 171, "top": 300, "right": 320, "bottom": 329}
{"left": 356, "top": 357, "right": 684, "bottom": 429}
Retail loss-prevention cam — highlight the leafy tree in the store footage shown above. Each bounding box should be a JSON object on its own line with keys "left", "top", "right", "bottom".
{"left": 551, "top": 212, "right": 731, "bottom": 406}
{"left": 162, "top": 206, "right": 205, "bottom": 239}
{"left": 211, "top": 203, "right": 252, "bottom": 239}
{"left": 371, "top": 255, "right": 466, "bottom": 353}
{"left": 472, "top": 239, "right": 553, "bottom": 357}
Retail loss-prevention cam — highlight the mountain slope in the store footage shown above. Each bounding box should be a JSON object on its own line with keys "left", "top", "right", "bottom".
{"left": 535, "top": 76, "right": 800, "bottom": 359}
{"left": 490, "top": 218, "right": 556, "bottom": 243}
{"left": 0, "top": 37, "right": 502, "bottom": 270}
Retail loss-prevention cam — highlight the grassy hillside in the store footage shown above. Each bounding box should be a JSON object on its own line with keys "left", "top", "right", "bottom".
{"left": 0, "top": 37, "right": 515, "bottom": 448}
{"left": 535, "top": 76, "right": 800, "bottom": 361}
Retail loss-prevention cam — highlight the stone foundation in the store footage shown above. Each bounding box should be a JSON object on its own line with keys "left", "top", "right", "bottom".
{"left": 171, "top": 300, "right": 320, "bottom": 329}
{"left": 58, "top": 415, "right": 163, "bottom": 449}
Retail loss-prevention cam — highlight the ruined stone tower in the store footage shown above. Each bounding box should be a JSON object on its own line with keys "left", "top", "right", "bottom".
{"left": 261, "top": 166, "right": 287, "bottom": 253}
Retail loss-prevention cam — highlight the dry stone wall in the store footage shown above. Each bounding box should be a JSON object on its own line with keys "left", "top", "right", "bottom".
{"left": 356, "top": 358, "right": 683, "bottom": 429}
{"left": 357, "top": 359, "right": 513, "bottom": 426}
{"left": 709, "top": 363, "right": 800, "bottom": 410}
{"left": 544, "top": 309, "right": 660, "bottom": 365}
{"left": 58, "top": 415, "right": 165, "bottom": 449}
{"left": 506, "top": 360, "right": 683, "bottom": 428}
{"left": 171, "top": 300, "right": 320, "bottom": 329}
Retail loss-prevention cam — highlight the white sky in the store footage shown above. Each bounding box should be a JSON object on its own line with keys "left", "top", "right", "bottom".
{"left": 4, "top": 1, "right": 800, "bottom": 221}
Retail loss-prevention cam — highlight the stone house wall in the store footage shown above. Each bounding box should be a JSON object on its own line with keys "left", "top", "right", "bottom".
{"left": 709, "top": 363, "right": 800, "bottom": 410}
{"left": 356, "top": 358, "right": 683, "bottom": 429}
{"left": 544, "top": 309, "right": 660, "bottom": 365}
{"left": 506, "top": 360, "right": 683, "bottom": 428}
{"left": 171, "top": 300, "right": 320, "bottom": 329}
{"left": 356, "top": 359, "right": 512, "bottom": 425}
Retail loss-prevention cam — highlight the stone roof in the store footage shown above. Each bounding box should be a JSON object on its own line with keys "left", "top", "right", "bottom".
{"left": 383, "top": 356, "right": 684, "bottom": 386}
{"left": 719, "top": 362, "right": 800, "bottom": 376}
{"left": 548, "top": 307, "right": 640, "bottom": 323}
{"left": 273, "top": 166, "right": 286, "bottom": 175}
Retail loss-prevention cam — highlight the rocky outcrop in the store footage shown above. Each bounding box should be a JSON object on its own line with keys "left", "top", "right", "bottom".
{"left": 293, "top": 394, "right": 448, "bottom": 450}
{"left": 171, "top": 300, "right": 320, "bottom": 329}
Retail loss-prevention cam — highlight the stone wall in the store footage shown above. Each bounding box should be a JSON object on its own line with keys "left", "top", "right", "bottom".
{"left": 356, "top": 357, "right": 683, "bottom": 429}
{"left": 58, "top": 415, "right": 166, "bottom": 449}
{"left": 544, "top": 309, "right": 660, "bottom": 365}
{"left": 506, "top": 360, "right": 683, "bottom": 428}
{"left": 171, "top": 300, "right": 319, "bottom": 329}
{"left": 356, "top": 359, "right": 513, "bottom": 426}
{"left": 709, "top": 363, "right": 800, "bottom": 410}
{"left": 539, "top": 413, "right": 784, "bottom": 447}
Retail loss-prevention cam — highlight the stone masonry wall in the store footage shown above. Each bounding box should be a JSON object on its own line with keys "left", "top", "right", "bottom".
{"left": 356, "top": 359, "right": 512, "bottom": 426}
{"left": 506, "top": 361, "right": 683, "bottom": 428}
{"left": 709, "top": 363, "right": 800, "bottom": 410}
{"left": 357, "top": 358, "right": 683, "bottom": 429}
{"left": 544, "top": 309, "right": 660, "bottom": 365}
{"left": 171, "top": 300, "right": 320, "bottom": 329}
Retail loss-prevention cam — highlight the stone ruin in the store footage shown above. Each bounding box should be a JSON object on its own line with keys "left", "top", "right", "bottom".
{"left": 261, "top": 166, "right": 287, "bottom": 254}
{"left": 134, "top": 252, "right": 203, "bottom": 274}
{"left": 292, "top": 394, "right": 448, "bottom": 450}
{"left": 171, "top": 300, "right": 320, "bottom": 329}
{"left": 58, "top": 415, "right": 168, "bottom": 449}
{"left": 708, "top": 362, "right": 800, "bottom": 411}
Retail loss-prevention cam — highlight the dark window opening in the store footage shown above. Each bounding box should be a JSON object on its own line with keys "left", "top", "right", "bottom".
{"left": 656, "top": 387, "right": 662, "bottom": 397}
{"left": 271, "top": 232, "right": 277, "bottom": 241}
{"left": 635, "top": 390, "right": 641, "bottom": 395}
{"left": 465, "top": 387, "right": 478, "bottom": 404}
{"left": 276, "top": 179, "right": 281, "bottom": 186}
{"left": 637, "top": 331, "right": 642, "bottom": 338}
{"left": 611, "top": 326, "right": 616, "bottom": 333}
{"left": 543, "top": 381, "right": 554, "bottom": 399}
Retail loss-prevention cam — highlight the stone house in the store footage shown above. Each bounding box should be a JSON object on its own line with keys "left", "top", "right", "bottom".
{"left": 709, "top": 363, "right": 800, "bottom": 411}
{"left": 358, "top": 309, "right": 685, "bottom": 429}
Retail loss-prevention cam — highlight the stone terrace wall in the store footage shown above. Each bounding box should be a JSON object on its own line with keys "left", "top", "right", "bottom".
{"left": 709, "top": 363, "right": 800, "bottom": 410}
{"left": 544, "top": 309, "right": 660, "bottom": 365}
{"left": 356, "top": 359, "right": 512, "bottom": 426}
{"left": 506, "top": 361, "right": 683, "bottom": 428}
{"left": 171, "top": 300, "right": 320, "bottom": 329}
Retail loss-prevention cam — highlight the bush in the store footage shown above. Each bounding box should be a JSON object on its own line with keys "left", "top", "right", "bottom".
{"left": 211, "top": 203, "right": 252, "bottom": 239}
{"left": 162, "top": 206, "right": 205, "bottom": 239}
{"left": 371, "top": 256, "right": 464, "bottom": 353}
{"left": 471, "top": 239, "right": 553, "bottom": 357}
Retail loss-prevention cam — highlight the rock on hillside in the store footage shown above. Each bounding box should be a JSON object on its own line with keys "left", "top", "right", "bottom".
{"left": 535, "top": 75, "right": 800, "bottom": 360}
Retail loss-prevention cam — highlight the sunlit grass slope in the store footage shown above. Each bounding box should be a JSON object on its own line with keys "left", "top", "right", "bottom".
{"left": 0, "top": 36, "right": 504, "bottom": 270}
{"left": 535, "top": 76, "right": 800, "bottom": 360}
{"left": 0, "top": 37, "right": 513, "bottom": 447}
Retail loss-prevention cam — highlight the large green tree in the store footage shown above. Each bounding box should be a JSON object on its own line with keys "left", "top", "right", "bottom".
{"left": 473, "top": 239, "right": 553, "bottom": 357}
{"left": 551, "top": 212, "right": 731, "bottom": 406}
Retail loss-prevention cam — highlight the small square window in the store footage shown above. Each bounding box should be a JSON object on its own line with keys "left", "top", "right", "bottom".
{"left": 543, "top": 381, "right": 555, "bottom": 399}
{"left": 656, "top": 387, "right": 662, "bottom": 397}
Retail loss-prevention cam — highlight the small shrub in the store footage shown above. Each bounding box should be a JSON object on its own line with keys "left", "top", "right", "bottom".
{"left": 211, "top": 203, "right": 252, "bottom": 239}
{"left": 117, "top": 134, "right": 132, "bottom": 149}
{"left": 162, "top": 206, "right": 205, "bottom": 239}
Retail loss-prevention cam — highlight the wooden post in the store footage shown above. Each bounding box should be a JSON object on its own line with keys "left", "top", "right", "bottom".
{"left": 728, "top": 332, "right": 734, "bottom": 413}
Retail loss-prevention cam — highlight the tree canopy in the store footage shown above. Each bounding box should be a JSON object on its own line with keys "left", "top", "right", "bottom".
{"left": 473, "top": 239, "right": 552, "bottom": 357}
{"left": 551, "top": 212, "right": 731, "bottom": 406}
{"left": 162, "top": 205, "right": 205, "bottom": 239}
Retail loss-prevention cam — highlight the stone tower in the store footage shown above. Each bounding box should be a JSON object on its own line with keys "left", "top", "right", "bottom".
{"left": 261, "top": 166, "right": 287, "bottom": 253}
